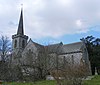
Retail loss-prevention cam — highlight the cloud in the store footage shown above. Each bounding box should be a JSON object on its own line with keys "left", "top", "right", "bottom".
{"left": 0, "top": 0, "right": 100, "bottom": 39}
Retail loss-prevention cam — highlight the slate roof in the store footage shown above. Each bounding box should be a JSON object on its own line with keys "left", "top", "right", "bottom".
{"left": 28, "top": 39, "right": 44, "bottom": 50}
{"left": 25, "top": 39, "right": 84, "bottom": 54}
{"left": 62, "top": 42, "right": 83, "bottom": 53}
{"left": 44, "top": 42, "right": 63, "bottom": 53}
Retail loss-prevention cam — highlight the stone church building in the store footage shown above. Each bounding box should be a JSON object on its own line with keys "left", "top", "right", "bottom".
{"left": 12, "top": 9, "right": 91, "bottom": 77}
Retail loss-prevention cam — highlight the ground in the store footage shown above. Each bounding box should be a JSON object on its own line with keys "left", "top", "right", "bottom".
{"left": 3, "top": 80, "right": 56, "bottom": 85}
{"left": 84, "top": 75, "right": 100, "bottom": 85}
{"left": 3, "top": 75, "right": 100, "bottom": 85}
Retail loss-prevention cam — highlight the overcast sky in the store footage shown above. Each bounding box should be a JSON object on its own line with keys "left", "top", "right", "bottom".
{"left": 0, "top": 0, "right": 100, "bottom": 44}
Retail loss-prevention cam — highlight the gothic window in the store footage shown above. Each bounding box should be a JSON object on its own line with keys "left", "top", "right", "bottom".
{"left": 71, "top": 55, "right": 74, "bottom": 64}
{"left": 22, "top": 40, "right": 25, "bottom": 48}
{"left": 14, "top": 40, "right": 17, "bottom": 48}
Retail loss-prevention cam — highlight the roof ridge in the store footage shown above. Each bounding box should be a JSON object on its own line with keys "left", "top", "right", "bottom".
{"left": 45, "top": 42, "right": 63, "bottom": 46}
{"left": 63, "top": 41, "right": 83, "bottom": 46}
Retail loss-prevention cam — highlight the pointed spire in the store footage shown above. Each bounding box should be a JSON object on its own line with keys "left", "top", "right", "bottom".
{"left": 17, "top": 5, "right": 24, "bottom": 35}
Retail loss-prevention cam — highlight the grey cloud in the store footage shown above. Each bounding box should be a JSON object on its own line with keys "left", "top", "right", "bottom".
{"left": 0, "top": 0, "right": 100, "bottom": 39}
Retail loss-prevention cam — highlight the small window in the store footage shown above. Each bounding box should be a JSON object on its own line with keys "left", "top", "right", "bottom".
{"left": 14, "top": 40, "right": 17, "bottom": 48}
{"left": 22, "top": 40, "right": 25, "bottom": 48}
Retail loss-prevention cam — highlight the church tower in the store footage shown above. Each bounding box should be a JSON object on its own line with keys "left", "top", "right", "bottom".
{"left": 12, "top": 8, "right": 28, "bottom": 53}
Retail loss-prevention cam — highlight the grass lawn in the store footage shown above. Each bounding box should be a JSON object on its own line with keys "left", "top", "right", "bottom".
{"left": 3, "top": 75, "right": 100, "bottom": 85}
{"left": 84, "top": 75, "right": 100, "bottom": 85}
{"left": 3, "top": 80, "right": 56, "bottom": 85}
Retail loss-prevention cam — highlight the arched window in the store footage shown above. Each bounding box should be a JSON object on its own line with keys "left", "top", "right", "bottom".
{"left": 14, "top": 40, "right": 17, "bottom": 48}
{"left": 71, "top": 55, "right": 74, "bottom": 64}
{"left": 22, "top": 40, "right": 25, "bottom": 48}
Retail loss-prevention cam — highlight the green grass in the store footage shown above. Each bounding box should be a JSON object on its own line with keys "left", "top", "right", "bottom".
{"left": 3, "top": 75, "right": 100, "bottom": 85}
{"left": 84, "top": 75, "right": 100, "bottom": 85}
{"left": 3, "top": 80, "right": 56, "bottom": 85}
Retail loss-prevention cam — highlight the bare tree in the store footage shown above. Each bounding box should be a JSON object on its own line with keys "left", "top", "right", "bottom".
{"left": 0, "top": 35, "right": 11, "bottom": 62}
{"left": 0, "top": 35, "right": 12, "bottom": 81}
{"left": 19, "top": 43, "right": 63, "bottom": 81}
{"left": 20, "top": 49, "right": 40, "bottom": 81}
{"left": 50, "top": 56, "right": 88, "bottom": 85}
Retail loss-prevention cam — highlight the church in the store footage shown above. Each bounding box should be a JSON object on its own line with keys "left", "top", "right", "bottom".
{"left": 11, "top": 9, "right": 91, "bottom": 77}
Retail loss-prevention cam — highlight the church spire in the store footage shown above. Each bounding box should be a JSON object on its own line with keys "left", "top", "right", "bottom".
{"left": 17, "top": 6, "right": 24, "bottom": 35}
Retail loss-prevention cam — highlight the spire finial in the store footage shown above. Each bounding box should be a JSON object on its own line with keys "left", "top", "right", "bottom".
{"left": 21, "top": 4, "right": 23, "bottom": 10}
